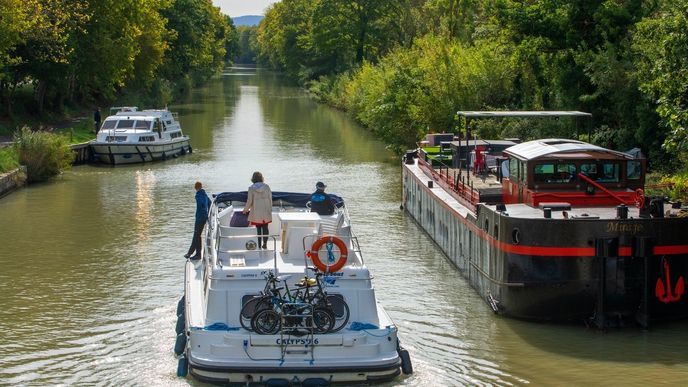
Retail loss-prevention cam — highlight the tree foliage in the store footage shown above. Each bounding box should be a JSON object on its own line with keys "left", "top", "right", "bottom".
{"left": 633, "top": 0, "right": 688, "bottom": 159}
{"left": 252, "top": 0, "right": 687, "bottom": 168}
{"left": 0, "top": 0, "right": 238, "bottom": 117}
{"left": 236, "top": 26, "right": 259, "bottom": 63}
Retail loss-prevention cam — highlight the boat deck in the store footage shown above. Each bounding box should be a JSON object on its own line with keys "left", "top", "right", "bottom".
{"left": 409, "top": 157, "right": 682, "bottom": 220}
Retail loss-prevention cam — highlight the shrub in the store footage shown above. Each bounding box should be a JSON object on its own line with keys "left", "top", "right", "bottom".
{"left": 659, "top": 173, "right": 688, "bottom": 203}
{"left": 13, "top": 127, "right": 75, "bottom": 182}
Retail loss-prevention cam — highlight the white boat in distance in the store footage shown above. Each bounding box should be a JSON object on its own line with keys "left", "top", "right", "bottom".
{"left": 175, "top": 191, "right": 412, "bottom": 385}
{"left": 90, "top": 107, "right": 191, "bottom": 165}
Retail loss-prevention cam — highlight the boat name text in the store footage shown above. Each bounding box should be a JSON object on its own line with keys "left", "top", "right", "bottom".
{"left": 606, "top": 222, "right": 644, "bottom": 235}
{"left": 276, "top": 338, "right": 319, "bottom": 345}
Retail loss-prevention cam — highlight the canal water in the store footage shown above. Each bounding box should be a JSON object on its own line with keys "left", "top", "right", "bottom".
{"left": 1, "top": 67, "right": 687, "bottom": 386}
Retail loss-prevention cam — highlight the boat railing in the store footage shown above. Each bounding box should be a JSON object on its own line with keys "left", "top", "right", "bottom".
{"left": 417, "top": 149, "right": 480, "bottom": 208}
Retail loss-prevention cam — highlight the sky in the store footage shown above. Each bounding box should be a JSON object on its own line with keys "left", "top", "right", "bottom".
{"left": 213, "top": 0, "right": 279, "bottom": 17}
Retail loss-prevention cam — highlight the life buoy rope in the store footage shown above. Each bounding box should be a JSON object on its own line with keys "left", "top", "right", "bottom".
{"left": 309, "top": 236, "right": 348, "bottom": 273}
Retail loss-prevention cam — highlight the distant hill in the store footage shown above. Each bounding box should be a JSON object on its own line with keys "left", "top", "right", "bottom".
{"left": 232, "top": 15, "right": 263, "bottom": 27}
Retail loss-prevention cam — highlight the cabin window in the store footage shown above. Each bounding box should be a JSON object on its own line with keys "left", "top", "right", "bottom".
{"left": 520, "top": 161, "right": 528, "bottom": 183}
{"left": 101, "top": 120, "right": 116, "bottom": 129}
{"left": 581, "top": 162, "right": 619, "bottom": 183}
{"left": 138, "top": 136, "right": 155, "bottom": 142}
{"left": 509, "top": 159, "right": 519, "bottom": 180}
{"left": 534, "top": 163, "right": 576, "bottom": 183}
{"left": 134, "top": 120, "right": 150, "bottom": 130}
{"left": 627, "top": 161, "right": 641, "bottom": 180}
{"left": 116, "top": 119, "right": 135, "bottom": 129}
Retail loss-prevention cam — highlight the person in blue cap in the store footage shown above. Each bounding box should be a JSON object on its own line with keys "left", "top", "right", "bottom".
{"left": 310, "top": 181, "right": 335, "bottom": 215}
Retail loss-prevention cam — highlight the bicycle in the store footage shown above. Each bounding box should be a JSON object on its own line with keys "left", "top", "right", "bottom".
{"left": 251, "top": 274, "right": 335, "bottom": 334}
{"left": 239, "top": 271, "right": 283, "bottom": 331}
{"left": 296, "top": 267, "right": 350, "bottom": 333}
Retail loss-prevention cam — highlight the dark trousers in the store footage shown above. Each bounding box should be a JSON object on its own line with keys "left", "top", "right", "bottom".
{"left": 187, "top": 221, "right": 205, "bottom": 256}
{"left": 256, "top": 224, "right": 269, "bottom": 247}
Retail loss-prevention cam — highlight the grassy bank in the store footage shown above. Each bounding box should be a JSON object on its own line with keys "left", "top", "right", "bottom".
{"left": 0, "top": 147, "right": 19, "bottom": 173}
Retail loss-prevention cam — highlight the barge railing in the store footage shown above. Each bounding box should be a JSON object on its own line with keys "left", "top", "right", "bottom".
{"left": 417, "top": 148, "right": 480, "bottom": 210}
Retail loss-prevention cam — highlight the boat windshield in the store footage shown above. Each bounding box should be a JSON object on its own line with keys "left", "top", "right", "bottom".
{"left": 534, "top": 163, "right": 576, "bottom": 183}
{"left": 116, "top": 120, "right": 135, "bottom": 129}
{"left": 581, "top": 162, "right": 619, "bottom": 183}
{"left": 102, "top": 120, "right": 117, "bottom": 129}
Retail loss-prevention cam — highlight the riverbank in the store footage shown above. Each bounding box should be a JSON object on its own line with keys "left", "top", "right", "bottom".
{"left": 0, "top": 166, "right": 27, "bottom": 198}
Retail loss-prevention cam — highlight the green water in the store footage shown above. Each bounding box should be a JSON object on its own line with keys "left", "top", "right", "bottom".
{"left": 0, "top": 67, "right": 686, "bottom": 386}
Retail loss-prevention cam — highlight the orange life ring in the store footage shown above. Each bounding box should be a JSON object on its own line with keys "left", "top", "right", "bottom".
{"left": 310, "top": 236, "right": 348, "bottom": 273}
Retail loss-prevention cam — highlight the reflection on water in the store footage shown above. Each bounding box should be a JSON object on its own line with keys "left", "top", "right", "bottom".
{"left": 0, "top": 66, "right": 686, "bottom": 386}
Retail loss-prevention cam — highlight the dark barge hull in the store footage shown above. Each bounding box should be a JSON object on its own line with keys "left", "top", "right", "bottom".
{"left": 403, "top": 160, "right": 688, "bottom": 326}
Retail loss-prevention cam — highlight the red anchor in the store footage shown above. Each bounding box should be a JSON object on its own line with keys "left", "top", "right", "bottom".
{"left": 655, "top": 257, "right": 685, "bottom": 303}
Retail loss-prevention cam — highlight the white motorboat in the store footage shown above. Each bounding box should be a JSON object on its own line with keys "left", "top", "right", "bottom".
{"left": 174, "top": 191, "right": 412, "bottom": 385}
{"left": 90, "top": 107, "right": 191, "bottom": 165}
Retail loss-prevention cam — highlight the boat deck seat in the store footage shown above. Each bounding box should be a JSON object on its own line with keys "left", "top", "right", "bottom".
{"left": 218, "top": 226, "right": 260, "bottom": 251}
{"left": 318, "top": 212, "right": 344, "bottom": 237}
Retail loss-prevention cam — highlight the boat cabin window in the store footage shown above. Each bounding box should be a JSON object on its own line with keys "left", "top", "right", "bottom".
{"left": 134, "top": 120, "right": 151, "bottom": 130}
{"left": 534, "top": 163, "right": 576, "bottom": 183}
{"left": 101, "top": 120, "right": 117, "bottom": 130}
{"left": 509, "top": 159, "right": 529, "bottom": 182}
{"left": 581, "top": 162, "right": 619, "bottom": 183}
{"left": 521, "top": 161, "right": 527, "bottom": 183}
{"left": 116, "top": 119, "right": 135, "bottom": 129}
{"left": 509, "top": 158, "right": 518, "bottom": 180}
{"left": 627, "top": 161, "right": 641, "bottom": 180}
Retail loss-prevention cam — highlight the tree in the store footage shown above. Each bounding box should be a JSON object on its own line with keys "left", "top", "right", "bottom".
{"left": 236, "top": 26, "right": 258, "bottom": 64}
{"left": 71, "top": 0, "right": 168, "bottom": 102}
{"left": 633, "top": 0, "right": 688, "bottom": 162}
{"left": 311, "top": 0, "right": 405, "bottom": 69}
{"left": 160, "top": 0, "right": 232, "bottom": 82}
{"left": 0, "top": 0, "right": 35, "bottom": 115}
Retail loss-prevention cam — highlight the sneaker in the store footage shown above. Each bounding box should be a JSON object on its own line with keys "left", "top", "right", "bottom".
{"left": 262, "top": 244, "right": 268, "bottom": 249}
{"left": 184, "top": 253, "right": 191, "bottom": 259}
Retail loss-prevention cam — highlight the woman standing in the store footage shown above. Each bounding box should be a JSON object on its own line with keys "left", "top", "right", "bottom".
{"left": 243, "top": 171, "right": 273, "bottom": 249}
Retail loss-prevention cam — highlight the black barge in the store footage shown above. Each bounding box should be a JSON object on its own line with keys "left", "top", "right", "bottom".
{"left": 402, "top": 111, "right": 688, "bottom": 328}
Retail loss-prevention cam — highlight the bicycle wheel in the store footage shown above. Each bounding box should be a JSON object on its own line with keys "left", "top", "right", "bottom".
{"left": 321, "top": 294, "right": 349, "bottom": 333}
{"left": 311, "top": 307, "right": 335, "bottom": 333}
{"left": 240, "top": 296, "right": 271, "bottom": 331}
{"left": 252, "top": 309, "right": 281, "bottom": 334}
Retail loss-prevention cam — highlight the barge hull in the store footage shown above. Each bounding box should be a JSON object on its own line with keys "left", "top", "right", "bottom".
{"left": 402, "top": 159, "right": 688, "bottom": 325}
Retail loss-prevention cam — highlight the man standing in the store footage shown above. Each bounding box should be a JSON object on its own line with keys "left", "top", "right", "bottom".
{"left": 310, "top": 181, "right": 335, "bottom": 215}
{"left": 93, "top": 107, "right": 101, "bottom": 134}
{"left": 185, "top": 181, "right": 210, "bottom": 260}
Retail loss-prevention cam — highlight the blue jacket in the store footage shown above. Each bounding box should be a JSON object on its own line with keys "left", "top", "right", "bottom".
{"left": 310, "top": 189, "right": 335, "bottom": 215}
{"left": 195, "top": 189, "right": 210, "bottom": 223}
